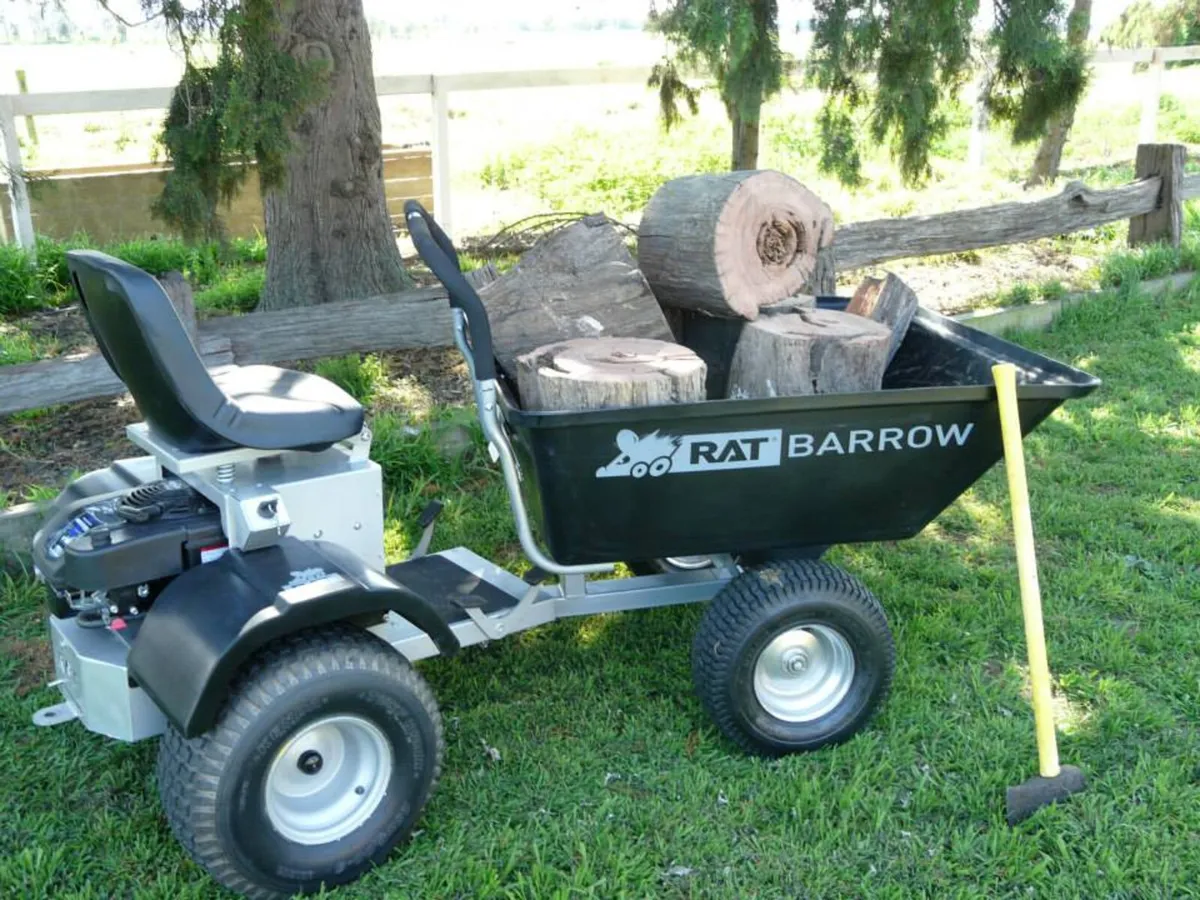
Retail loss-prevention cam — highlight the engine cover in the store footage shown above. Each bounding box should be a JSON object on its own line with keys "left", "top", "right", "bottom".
{"left": 36, "top": 478, "right": 224, "bottom": 616}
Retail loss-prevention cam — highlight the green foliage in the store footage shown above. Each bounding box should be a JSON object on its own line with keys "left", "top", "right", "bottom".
{"left": 313, "top": 354, "right": 389, "bottom": 406}
{"left": 0, "top": 326, "right": 57, "bottom": 367}
{"left": 0, "top": 245, "right": 45, "bottom": 316}
{"left": 987, "top": 0, "right": 1090, "bottom": 144}
{"left": 809, "top": 0, "right": 1089, "bottom": 185}
{"left": 996, "top": 279, "right": 1067, "bottom": 307}
{"left": 0, "top": 234, "right": 267, "bottom": 316}
{"left": 1159, "top": 93, "right": 1200, "bottom": 144}
{"left": 647, "top": 60, "right": 700, "bottom": 130}
{"left": 649, "top": 0, "right": 786, "bottom": 166}
{"left": 193, "top": 265, "right": 265, "bottom": 313}
{"left": 1102, "top": 0, "right": 1200, "bottom": 49}
{"left": 147, "top": 0, "right": 329, "bottom": 241}
{"left": 1099, "top": 240, "right": 1188, "bottom": 290}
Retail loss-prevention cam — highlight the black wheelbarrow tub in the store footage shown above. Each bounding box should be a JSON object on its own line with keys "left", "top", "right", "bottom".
{"left": 499, "top": 304, "right": 1099, "bottom": 566}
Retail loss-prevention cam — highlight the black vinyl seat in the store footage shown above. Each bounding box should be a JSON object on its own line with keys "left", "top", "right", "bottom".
{"left": 67, "top": 250, "right": 364, "bottom": 454}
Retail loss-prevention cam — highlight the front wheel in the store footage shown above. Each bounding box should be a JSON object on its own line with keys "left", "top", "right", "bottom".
{"left": 157, "top": 626, "right": 444, "bottom": 899}
{"left": 692, "top": 559, "right": 894, "bottom": 757}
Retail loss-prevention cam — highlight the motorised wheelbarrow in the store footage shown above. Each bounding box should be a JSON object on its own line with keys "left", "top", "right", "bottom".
{"left": 26, "top": 201, "right": 1098, "bottom": 899}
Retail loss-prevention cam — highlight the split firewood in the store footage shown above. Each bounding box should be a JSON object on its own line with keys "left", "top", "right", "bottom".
{"left": 846, "top": 272, "right": 919, "bottom": 364}
{"left": 637, "top": 171, "right": 834, "bottom": 320}
{"left": 477, "top": 216, "right": 674, "bottom": 380}
{"left": 515, "top": 337, "right": 706, "bottom": 412}
{"left": 727, "top": 308, "right": 891, "bottom": 399}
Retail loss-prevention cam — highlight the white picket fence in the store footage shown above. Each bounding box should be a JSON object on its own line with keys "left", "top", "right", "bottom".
{"left": 2, "top": 45, "right": 1198, "bottom": 251}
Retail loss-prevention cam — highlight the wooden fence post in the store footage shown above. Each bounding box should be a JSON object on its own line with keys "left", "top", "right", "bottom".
{"left": 1128, "top": 143, "right": 1185, "bottom": 247}
{"left": 430, "top": 76, "right": 452, "bottom": 238}
{"left": 1138, "top": 48, "right": 1164, "bottom": 146}
{"left": 0, "top": 96, "right": 35, "bottom": 253}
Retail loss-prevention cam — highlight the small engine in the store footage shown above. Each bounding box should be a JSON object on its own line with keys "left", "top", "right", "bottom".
{"left": 36, "top": 478, "right": 225, "bottom": 623}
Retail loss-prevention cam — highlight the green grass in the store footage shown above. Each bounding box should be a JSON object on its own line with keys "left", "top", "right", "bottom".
{"left": 0, "top": 235, "right": 267, "bottom": 317}
{"left": 2, "top": 277, "right": 1199, "bottom": 896}
{"left": 193, "top": 265, "right": 266, "bottom": 315}
{"left": 0, "top": 326, "right": 57, "bottom": 366}
{"left": 313, "top": 353, "right": 389, "bottom": 405}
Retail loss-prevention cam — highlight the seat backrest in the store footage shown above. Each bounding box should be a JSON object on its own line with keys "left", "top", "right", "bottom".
{"left": 67, "top": 250, "right": 236, "bottom": 453}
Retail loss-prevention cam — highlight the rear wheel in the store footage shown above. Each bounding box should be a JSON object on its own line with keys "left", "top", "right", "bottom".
{"left": 157, "top": 625, "right": 443, "bottom": 899}
{"left": 691, "top": 559, "right": 894, "bottom": 756}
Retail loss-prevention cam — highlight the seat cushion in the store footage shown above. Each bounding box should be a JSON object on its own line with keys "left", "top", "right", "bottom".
{"left": 210, "top": 365, "right": 365, "bottom": 451}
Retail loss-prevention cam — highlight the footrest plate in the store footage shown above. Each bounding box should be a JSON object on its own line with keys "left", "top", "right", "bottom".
{"left": 386, "top": 554, "right": 521, "bottom": 625}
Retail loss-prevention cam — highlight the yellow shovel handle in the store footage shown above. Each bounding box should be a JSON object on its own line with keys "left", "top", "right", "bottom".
{"left": 993, "top": 363, "right": 1060, "bottom": 779}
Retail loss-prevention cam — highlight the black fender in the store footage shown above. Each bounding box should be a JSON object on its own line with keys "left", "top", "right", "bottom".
{"left": 127, "top": 537, "right": 459, "bottom": 737}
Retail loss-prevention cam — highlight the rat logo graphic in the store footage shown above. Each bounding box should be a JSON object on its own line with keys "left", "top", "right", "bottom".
{"left": 596, "top": 430, "right": 681, "bottom": 479}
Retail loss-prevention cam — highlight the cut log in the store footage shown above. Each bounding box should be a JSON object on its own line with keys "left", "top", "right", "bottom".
{"left": 637, "top": 171, "right": 834, "bottom": 320}
{"left": 669, "top": 295, "right": 818, "bottom": 399}
{"left": 515, "top": 337, "right": 706, "bottom": 412}
{"left": 478, "top": 216, "right": 674, "bottom": 380}
{"left": 846, "top": 273, "right": 919, "bottom": 364}
{"left": 727, "top": 309, "right": 891, "bottom": 399}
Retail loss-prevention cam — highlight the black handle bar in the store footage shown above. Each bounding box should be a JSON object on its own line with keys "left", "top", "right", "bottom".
{"left": 404, "top": 200, "right": 496, "bottom": 381}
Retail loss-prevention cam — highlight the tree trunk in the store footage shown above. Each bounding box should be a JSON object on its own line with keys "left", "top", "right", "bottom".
{"left": 515, "top": 338, "right": 707, "bottom": 412}
{"left": 727, "top": 309, "right": 891, "bottom": 400}
{"left": 259, "top": 0, "right": 410, "bottom": 310}
{"left": 1026, "top": 0, "right": 1092, "bottom": 187}
{"left": 730, "top": 100, "right": 761, "bottom": 171}
{"left": 638, "top": 171, "right": 834, "bottom": 320}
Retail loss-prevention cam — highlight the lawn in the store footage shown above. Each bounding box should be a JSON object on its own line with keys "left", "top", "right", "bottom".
{"left": 1, "top": 276, "right": 1198, "bottom": 897}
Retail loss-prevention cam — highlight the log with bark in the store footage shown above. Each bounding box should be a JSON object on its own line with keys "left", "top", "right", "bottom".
{"left": 478, "top": 216, "right": 675, "bottom": 381}
{"left": 515, "top": 338, "right": 706, "bottom": 412}
{"left": 845, "top": 273, "right": 919, "bottom": 364}
{"left": 727, "top": 309, "right": 892, "bottom": 400}
{"left": 637, "top": 171, "right": 834, "bottom": 320}
{"left": 671, "top": 295, "right": 818, "bottom": 399}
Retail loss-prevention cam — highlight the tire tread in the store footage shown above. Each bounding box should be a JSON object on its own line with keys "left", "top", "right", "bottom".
{"left": 692, "top": 559, "right": 895, "bottom": 756}
{"left": 156, "top": 625, "right": 443, "bottom": 900}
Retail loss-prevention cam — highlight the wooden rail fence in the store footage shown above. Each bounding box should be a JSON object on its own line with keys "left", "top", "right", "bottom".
{"left": 0, "top": 143, "right": 1194, "bottom": 419}
{"left": 2, "top": 45, "right": 1198, "bottom": 246}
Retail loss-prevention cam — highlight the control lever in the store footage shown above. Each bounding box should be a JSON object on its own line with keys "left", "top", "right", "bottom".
{"left": 409, "top": 500, "right": 443, "bottom": 560}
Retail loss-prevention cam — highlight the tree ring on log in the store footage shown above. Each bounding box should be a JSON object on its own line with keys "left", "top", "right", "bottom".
{"left": 756, "top": 217, "right": 805, "bottom": 268}
{"left": 714, "top": 171, "right": 834, "bottom": 319}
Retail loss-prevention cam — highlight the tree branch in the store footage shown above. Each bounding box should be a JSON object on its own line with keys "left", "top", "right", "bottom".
{"left": 96, "top": 0, "right": 165, "bottom": 28}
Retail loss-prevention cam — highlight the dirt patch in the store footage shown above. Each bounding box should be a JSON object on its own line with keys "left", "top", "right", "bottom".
{"left": 1, "top": 394, "right": 142, "bottom": 494}
{"left": 377, "top": 347, "right": 473, "bottom": 411}
{"left": 843, "top": 244, "right": 1097, "bottom": 315}
{"left": 3, "top": 636, "right": 54, "bottom": 697}
{"left": 14, "top": 304, "right": 97, "bottom": 358}
{"left": 982, "top": 659, "right": 1006, "bottom": 680}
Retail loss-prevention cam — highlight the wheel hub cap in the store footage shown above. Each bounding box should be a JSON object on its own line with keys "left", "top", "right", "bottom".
{"left": 753, "top": 624, "right": 855, "bottom": 722}
{"left": 265, "top": 714, "right": 393, "bottom": 845}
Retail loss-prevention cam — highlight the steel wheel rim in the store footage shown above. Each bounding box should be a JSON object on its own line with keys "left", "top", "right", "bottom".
{"left": 753, "top": 624, "right": 855, "bottom": 722}
{"left": 663, "top": 555, "right": 715, "bottom": 570}
{"left": 265, "top": 714, "right": 393, "bottom": 845}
